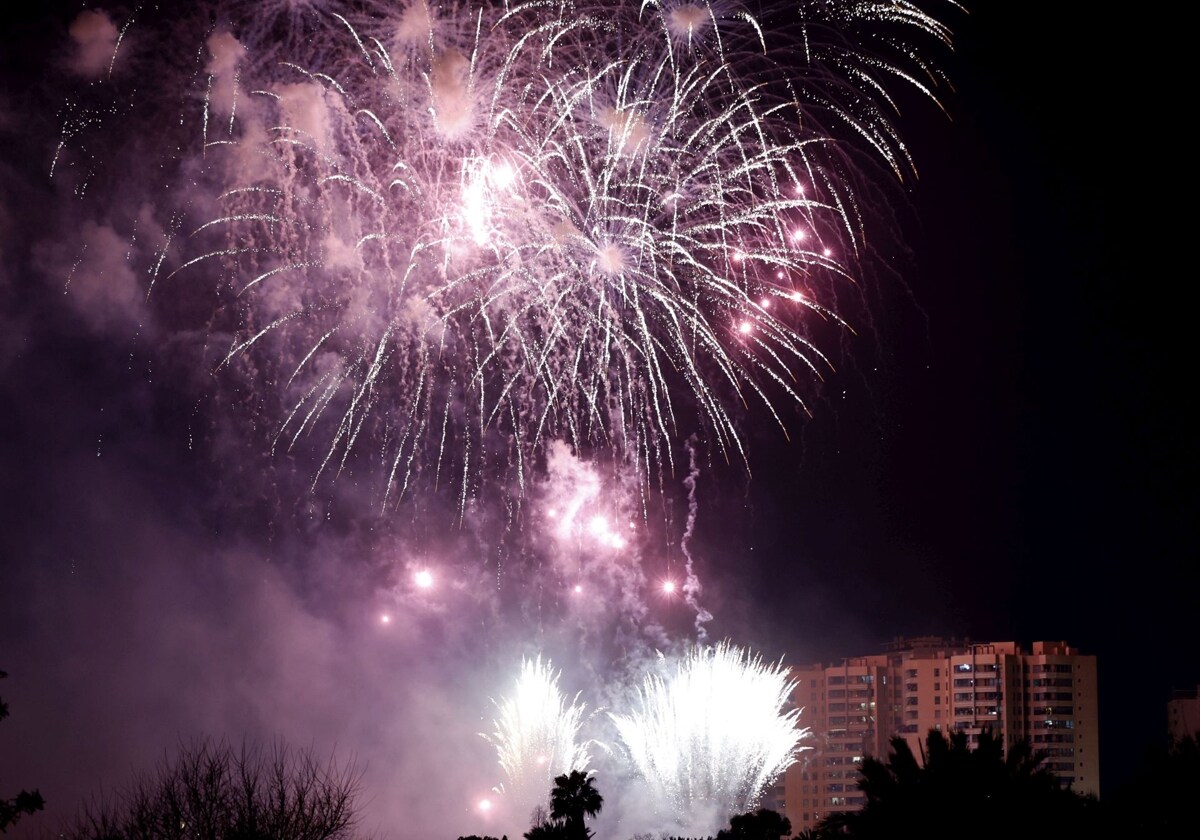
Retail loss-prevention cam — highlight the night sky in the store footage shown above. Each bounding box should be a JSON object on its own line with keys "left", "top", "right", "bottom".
{"left": 1, "top": 3, "right": 1194, "bottom": 839}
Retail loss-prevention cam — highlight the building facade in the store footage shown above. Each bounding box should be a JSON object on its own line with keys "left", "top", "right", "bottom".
{"left": 1168, "top": 685, "right": 1200, "bottom": 743}
{"left": 781, "top": 638, "right": 1099, "bottom": 835}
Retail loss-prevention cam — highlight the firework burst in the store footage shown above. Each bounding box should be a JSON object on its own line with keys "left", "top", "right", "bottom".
{"left": 610, "top": 641, "right": 808, "bottom": 833}
{"left": 483, "top": 656, "right": 595, "bottom": 827}
{"left": 55, "top": 1, "right": 956, "bottom": 507}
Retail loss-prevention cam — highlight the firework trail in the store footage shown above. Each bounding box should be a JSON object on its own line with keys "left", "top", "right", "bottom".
{"left": 483, "top": 656, "right": 595, "bottom": 829}
{"left": 680, "top": 434, "right": 712, "bottom": 640}
{"left": 55, "top": 1, "right": 956, "bottom": 509}
{"left": 610, "top": 641, "right": 807, "bottom": 834}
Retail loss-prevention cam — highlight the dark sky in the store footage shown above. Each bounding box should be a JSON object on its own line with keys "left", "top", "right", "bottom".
{"left": 1, "top": 2, "right": 1193, "bottom": 838}
{"left": 726, "top": 0, "right": 1196, "bottom": 791}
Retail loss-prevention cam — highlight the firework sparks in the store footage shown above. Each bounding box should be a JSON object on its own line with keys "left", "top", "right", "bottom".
{"left": 483, "top": 656, "right": 595, "bottom": 829}
{"left": 610, "top": 641, "right": 808, "bottom": 834}
{"left": 58, "top": 1, "right": 956, "bottom": 506}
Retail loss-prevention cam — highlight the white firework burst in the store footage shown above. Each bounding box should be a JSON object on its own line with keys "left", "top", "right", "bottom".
{"left": 483, "top": 656, "right": 595, "bottom": 826}
{"left": 611, "top": 641, "right": 808, "bottom": 833}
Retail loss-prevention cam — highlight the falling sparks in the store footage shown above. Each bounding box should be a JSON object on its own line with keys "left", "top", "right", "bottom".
{"left": 57, "top": 1, "right": 957, "bottom": 507}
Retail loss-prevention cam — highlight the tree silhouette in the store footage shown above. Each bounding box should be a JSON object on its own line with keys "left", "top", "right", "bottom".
{"left": 716, "top": 807, "right": 792, "bottom": 839}
{"left": 0, "top": 670, "right": 45, "bottom": 833}
{"left": 809, "top": 728, "right": 1097, "bottom": 840}
{"left": 547, "top": 770, "right": 602, "bottom": 840}
{"left": 1110, "top": 732, "right": 1200, "bottom": 839}
{"left": 57, "top": 737, "right": 371, "bottom": 840}
{"left": 523, "top": 823, "right": 570, "bottom": 840}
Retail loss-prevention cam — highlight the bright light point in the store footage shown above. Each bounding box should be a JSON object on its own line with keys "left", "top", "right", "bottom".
{"left": 611, "top": 535, "right": 627, "bottom": 549}
{"left": 790, "top": 291, "right": 804, "bottom": 302}
{"left": 732, "top": 251, "right": 745, "bottom": 263}
{"left": 595, "top": 243, "right": 627, "bottom": 275}
{"left": 414, "top": 569, "right": 434, "bottom": 589}
{"left": 462, "top": 178, "right": 490, "bottom": 245}
{"left": 791, "top": 228, "right": 807, "bottom": 242}
{"left": 668, "top": 4, "right": 711, "bottom": 39}
{"left": 823, "top": 247, "right": 832, "bottom": 257}
{"left": 776, "top": 271, "right": 785, "bottom": 279}
{"left": 587, "top": 514, "right": 607, "bottom": 535}
{"left": 490, "top": 161, "right": 516, "bottom": 189}
{"left": 761, "top": 298, "right": 771, "bottom": 309}
{"left": 573, "top": 584, "right": 583, "bottom": 594}
{"left": 380, "top": 613, "right": 391, "bottom": 624}
{"left": 662, "top": 580, "right": 676, "bottom": 594}
{"left": 738, "top": 321, "right": 752, "bottom": 334}
{"left": 795, "top": 184, "right": 806, "bottom": 195}
{"left": 478, "top": 798, "right": 492, "bottom": 813}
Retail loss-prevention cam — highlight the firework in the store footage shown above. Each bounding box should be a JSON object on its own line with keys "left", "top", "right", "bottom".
{"left": 59, "top": 0, "right": 955, "bottom": 504}
{"left": 483, "top": 656, "right": 595, "bottom": 828}
{"left": 610, "top": 641, "right": 808, "bottom": 833}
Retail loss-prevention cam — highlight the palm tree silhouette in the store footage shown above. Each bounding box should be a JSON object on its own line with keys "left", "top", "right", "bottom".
{"left": 549, "top": 770, "right": 603, "bottom": 839}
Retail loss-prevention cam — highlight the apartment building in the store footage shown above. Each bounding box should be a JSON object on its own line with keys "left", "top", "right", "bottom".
{"left": 1168, "top": 685, "right": 1200, "bottom": 743}
{"left": 781, "top": 638, "right": 1098, "bottom": 835}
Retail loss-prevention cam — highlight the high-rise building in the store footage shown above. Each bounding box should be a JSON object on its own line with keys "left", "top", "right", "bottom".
{"left": 780, "top": 638, "right": 1099, "bottom": 835}
{"left": 1168, "top": 685, "right": 1200, "bottom": 743}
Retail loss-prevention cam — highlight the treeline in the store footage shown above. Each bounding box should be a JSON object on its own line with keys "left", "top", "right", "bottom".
{"left": 6, "top": 660, "right": 1200, "bottom": 840}
{"left": 461, "top": 728, "right": 1200, "bottom": 840}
